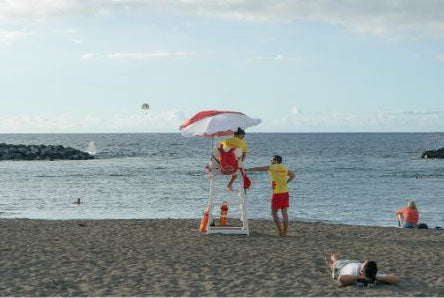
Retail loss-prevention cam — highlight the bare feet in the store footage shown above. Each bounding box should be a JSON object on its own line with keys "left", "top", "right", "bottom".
{"left": 331, "top": 251, "right": 339, "bottom": 262}
{"left": 325, "top": 252, "right": 339, "bottom": 267}
{"left": 283, "top": 227, "right": 288, "bottom": 237}
{"left": 324, "top": 256, "right": 331, "bottom": 267}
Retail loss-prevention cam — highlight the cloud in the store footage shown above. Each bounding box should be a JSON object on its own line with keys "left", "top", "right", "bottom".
{"left": 249, "top": 54, "right": 303, "bottom": 63}
{"left": 2, "top": 1, "right": 444, "bottom": 40}
{"left": 81, "top": 51, "right": 196, "bottom": 60}
{"left": 0, "top": 110, "right": 187, "bottom": 133}
{"left": 271, "top": 108, "right": 444, "bottom": 132}
{"left": 290, "top": 106, "right": 301, "bottom": 115}
{"left": 0, "top": 29, "right": 30, "bottom": 46}
{"left": 81, "top": 53, "right": 96, "bottom": 59}
{"left": 437, "top": 55, "right": 444, "bottom": 62}
{"left": 0, "top": 0, "right": 103, "bottom": 22}
{"left": 2, "top": 108, "right": 443, "bottom": 133}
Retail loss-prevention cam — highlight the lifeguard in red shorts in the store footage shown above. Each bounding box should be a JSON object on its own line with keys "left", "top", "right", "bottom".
{"left": 246, "top": 155, "right": 295, "bottom": 236}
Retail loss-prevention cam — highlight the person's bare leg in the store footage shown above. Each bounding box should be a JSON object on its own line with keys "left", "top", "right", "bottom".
{"left": 325, "top": 251, "right": 340, "bottom": 272}
{"left": 331, "top": 251, "right": 339, "bottom": 262}
{"left": 281, "top": 208, "right": 289, "bottom": 236}
{"left": 227, "top": 175, "right": 238, "bottom": 191}
{"left": 271, "top": 209, "right": 283, "bottom": 236}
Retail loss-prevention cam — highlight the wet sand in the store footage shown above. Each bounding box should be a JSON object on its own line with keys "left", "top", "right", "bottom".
{"left": 0, "top": 218, "right": 443, "bottom": 296}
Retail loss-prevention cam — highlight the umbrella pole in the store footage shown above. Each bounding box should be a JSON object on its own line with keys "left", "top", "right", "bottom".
{"left": 207, "top": 135, "right": 215, "bottom": 233}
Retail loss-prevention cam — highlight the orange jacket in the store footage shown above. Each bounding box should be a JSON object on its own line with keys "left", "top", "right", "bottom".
{"left": 396, "top": 208, "right": 419, "bottom": 225}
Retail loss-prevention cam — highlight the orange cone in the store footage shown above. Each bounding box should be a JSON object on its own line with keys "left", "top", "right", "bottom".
{"left": 199, "top": 207, "right": 210, "bottom": 233}
{"left": 219, "top": 201, "right": 228, "bottom": 225}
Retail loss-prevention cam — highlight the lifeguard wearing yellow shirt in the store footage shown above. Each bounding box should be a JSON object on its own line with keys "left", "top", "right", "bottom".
{"left": 220, "top": 128, "right": 247, "bottom": 160}
{"left": 246, "top": 155, "right": 295, "bottom": 237}
{"left": 219, "top": 127, "right": 247, "bottom": 190}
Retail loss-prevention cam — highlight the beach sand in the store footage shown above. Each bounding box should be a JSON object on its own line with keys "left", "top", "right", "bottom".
{"left": 0, "top": 218, "right": 443, "bottom": 296}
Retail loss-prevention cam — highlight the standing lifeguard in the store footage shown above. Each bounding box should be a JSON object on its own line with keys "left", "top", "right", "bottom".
{"left": 246, "top": 155, "right": 295, "bottom": 237}
{"left": 219, "top": 127, "right": 247, "bottom": 191}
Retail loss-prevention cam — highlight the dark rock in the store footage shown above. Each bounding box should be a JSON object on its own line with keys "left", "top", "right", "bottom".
{"left": 0, "top": 143, "right": 94, "bottom": 161}
{"left": 422, "top": 147, "right": 444, "bottom": 159}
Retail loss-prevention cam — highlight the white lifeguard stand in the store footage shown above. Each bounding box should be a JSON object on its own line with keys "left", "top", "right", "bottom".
{"left": 178, "top": 110, "right": 261, "bottom": 236}
{"left": 205, "top": 147, "right": 249, "bottom": 235}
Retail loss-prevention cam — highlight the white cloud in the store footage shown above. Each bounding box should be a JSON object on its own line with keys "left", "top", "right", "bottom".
{"left": 0, "top": 0, "right": 102, "bottom": 22}
{"left": 271, "top": 109, "right": 444, "bottom": 132}
{"left": 2, "top": 109, "right": 443, "bottom": 133}
{"left": 0, "top": 110, "right": 187, "bottom": 133}
{"left": 0, "top": 29, "right": 30, "bottom": 46}
{"left": 81, "top": 51, "right": 196, "bottom": 60}
{"left": 81, "top": 53, "right": 96, "bottom": 59}
{"left": 2, "top": 1, "right": 444, "bottom": 40}
{"left": 290, "top": 106, "right": 301, "bottom": 115}
{"left": 249, "top": 54, "right": 303, "bottom": 63}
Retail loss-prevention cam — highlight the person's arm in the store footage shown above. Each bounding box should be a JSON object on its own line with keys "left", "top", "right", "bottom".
{"left": 241, "top": 142, "right": 247, "bottom": 161}
{"left": 242, "top": 152, "right": 247, "bottom": 161}
{"left": 396, "top": 214, "right": 402, "bottom": 227}
{"left": 287, "top": 170, "right": 295, "bottom": 183}
{"left": 337, "top": 275, "right": 362, "bottom": 286}
{"left": 377, "top": 274, "right": 399, "bottom": 285}
{"left": 246, "top": 166, "right": 269, "bottom": 172}
{"left": 395, "top": 209, "right": 403, "bottom": 227}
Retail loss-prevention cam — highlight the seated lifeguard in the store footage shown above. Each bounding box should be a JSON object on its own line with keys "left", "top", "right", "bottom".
{"left": 208, "top": 128, "right": 247, "bottom": 191}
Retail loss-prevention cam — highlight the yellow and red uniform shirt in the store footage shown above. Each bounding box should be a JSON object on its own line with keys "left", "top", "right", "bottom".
{"left": 220, "top": 136, "right": 247, "bottom": 153}
{"left": 268, "top": 163, "right": 289, "bottom": 194}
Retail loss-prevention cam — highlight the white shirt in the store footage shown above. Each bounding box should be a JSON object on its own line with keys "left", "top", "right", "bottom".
{"left": 339, "top": 263, "right": 384, "bottom": 279}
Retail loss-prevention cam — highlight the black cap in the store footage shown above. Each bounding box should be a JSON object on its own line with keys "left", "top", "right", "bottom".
{"left": 273, "top": 155, "right": 283, "bottom": 163}
{"left": 234, "top": 127, "right": 245, "bottom": 136}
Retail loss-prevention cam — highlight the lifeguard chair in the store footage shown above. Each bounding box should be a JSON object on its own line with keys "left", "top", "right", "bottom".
{"left": 204, "top": 146, "right": 249, "bottom": 235}
{"left": 178, "top": 110, "right": 262, "bottom": 236}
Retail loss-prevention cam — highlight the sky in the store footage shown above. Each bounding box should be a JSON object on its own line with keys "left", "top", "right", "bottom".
{"left": 1, "top": 0, "right": 444, "bottom": 133}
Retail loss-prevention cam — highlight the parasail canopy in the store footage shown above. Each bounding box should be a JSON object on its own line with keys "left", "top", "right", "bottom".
{"left": 179, "top": 110, "right": 261, "bottom": 137}
{"left": 141, "top": 103, "right": 150, "bottom": 111}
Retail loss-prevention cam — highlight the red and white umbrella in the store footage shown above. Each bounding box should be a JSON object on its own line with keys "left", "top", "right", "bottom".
{"left": 179, "top": 110, "right": 261, "bottom": 137}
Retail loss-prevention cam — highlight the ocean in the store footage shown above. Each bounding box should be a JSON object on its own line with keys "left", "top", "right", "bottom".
{"left": 1, "top": 133, "right": 443, "bottom": 228}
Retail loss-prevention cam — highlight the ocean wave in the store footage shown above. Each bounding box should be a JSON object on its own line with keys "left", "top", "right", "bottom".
{"left": 109, "top": 173, "right": 133, "bottom": 177}
{"left": 186, "top": 171, "right": 204, "bottom": 176}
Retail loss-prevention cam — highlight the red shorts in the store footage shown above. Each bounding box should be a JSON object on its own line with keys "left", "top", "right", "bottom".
{"left": 271, "top": 192, "right": 289, "bottom": 210}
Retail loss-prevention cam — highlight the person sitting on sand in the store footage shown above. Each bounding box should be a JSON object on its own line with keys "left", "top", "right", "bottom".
{"left": 219, "top": 127, "right": 247, "bottom": 191}
{"left": 246, "top": 155, "right": 295, "bottom": 237}
{"left": 325, "top": 252, "right": 399, "bottom": 287}
{"left": 395, "top": 200, "right": 419, "bottom": 228}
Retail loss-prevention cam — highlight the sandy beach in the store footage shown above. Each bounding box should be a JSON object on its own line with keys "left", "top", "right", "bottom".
{"left": 0, "top": 218, "right": 443, "bottom": 297}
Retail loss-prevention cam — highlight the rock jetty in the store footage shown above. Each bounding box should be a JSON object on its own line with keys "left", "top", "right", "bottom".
{"left": 422, "top": 147, "right": 444, "bottom": 159}
{"left": 0, "top": 143, "right": 94, "bottom": 161}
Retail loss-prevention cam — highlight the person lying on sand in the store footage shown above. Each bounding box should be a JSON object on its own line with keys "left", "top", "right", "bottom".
{"left": 325, "top": 252, "right": 399, "bottom": 287}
